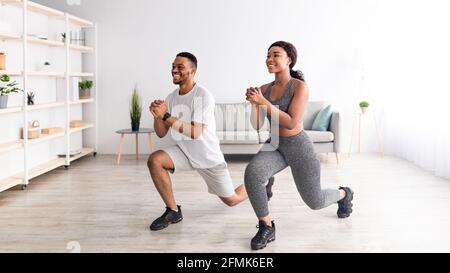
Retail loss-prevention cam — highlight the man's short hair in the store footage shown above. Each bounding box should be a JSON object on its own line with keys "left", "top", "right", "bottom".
{"left": 176, "top": 52, "right": 197, "bottom": 69}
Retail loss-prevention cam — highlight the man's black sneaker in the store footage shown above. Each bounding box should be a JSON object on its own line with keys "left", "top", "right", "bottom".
{"left": 251, "top": 221, "right": 276, "bottom": 250}
{"left": 337, "top": 187, "right": 354, "bottom": 218}
{"left": 266, "top": 177, "right": 275, "bottom": 201}
{"left": 150, "top": 205, "right": 183, "bottom": 231}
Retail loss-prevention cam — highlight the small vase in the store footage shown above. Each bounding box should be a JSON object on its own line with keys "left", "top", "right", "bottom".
{"left": 360, "top": 107, "right": 368, "bottom": 114}
{"left": 131, "top": 122, "right": 140, "bottom": 131}
{"left": 0, "top": 95, "right": 8, "bottom": 109}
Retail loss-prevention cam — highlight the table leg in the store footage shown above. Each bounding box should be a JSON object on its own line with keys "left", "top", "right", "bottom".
{"left": 358, "top": 114, "right": 362, "bottom": 153}
{"left": 148, "top": 133, "right": 154, "bottom": 154}
{"left": 117, "top": 134, "right": 125, "bottom": 165}
{"left": 348, "top": 114, "right": 357, "bottom": 157}
{"left": 136, "top": 133, "right": 139, "bottom": 160}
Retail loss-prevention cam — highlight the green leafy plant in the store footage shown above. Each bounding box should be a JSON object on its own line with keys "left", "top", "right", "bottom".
{"left": 0, "top": 75, "right": 23, "bottom": 96}
{"left": 359, "top": 101, "right": 369, "bottom": 108}
{"left": 78, "top": 80, "right": 93, "bottom": 90}
{"left": 130, "top": 86, "right": 142, "bottom": 127}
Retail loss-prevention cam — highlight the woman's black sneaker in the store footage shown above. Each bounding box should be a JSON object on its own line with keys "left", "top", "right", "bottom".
{"left": 337, "top": 187, "right": 354, "bottom": 218}
{"left": 251, "top": 221, "right": 276, "bottom": 250}
{"left": 150, "top": 205, "right": 183, "bottom": 231}
{"left": 266, "top": 177, "right": 275, "bottom": 201}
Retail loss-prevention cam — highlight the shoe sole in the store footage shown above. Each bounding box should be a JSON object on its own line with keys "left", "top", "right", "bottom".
{"left": 251, "top": 236, "right": 276, "bottom": 250}
{"left": 150, "top": 217, "right": 183, "bottom": 231}
{"left": 338, "top": 188, "right": 354, "bottom": 219}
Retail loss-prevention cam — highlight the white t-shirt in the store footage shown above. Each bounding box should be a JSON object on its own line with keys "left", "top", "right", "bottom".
{"left": 166, "top": 84, "right": 225, "bottom": 169}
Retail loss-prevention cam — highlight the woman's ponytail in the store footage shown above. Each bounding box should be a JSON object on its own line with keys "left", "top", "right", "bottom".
{"left": 290, "top": 69, "right": 305, "bottom": 81}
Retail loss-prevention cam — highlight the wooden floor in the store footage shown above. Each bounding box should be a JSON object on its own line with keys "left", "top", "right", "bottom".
{"left": 1, "top": 153, "right": 450, "bottom": 253}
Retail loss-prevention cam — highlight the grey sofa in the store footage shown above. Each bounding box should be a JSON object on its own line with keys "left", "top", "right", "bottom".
{"left": 214, "top": 101, "right": 341, "bottom": 162}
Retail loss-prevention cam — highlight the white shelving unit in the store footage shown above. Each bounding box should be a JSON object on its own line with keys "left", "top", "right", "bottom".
{"left": 0, "top": 0, "right": 98, "bottom": 193}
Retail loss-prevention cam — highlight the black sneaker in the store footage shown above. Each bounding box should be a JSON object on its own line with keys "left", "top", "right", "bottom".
{"left": 150, "top": 205, "right": 183, "bottom": 231}
{"left": 251, "top": 221, "right": 276, "bottom": 250}
{"left": 266, "top": 177, "right": 275, "bottom": 201}
{"left": 337, "top": 187, "right": 354, "bottom": 218}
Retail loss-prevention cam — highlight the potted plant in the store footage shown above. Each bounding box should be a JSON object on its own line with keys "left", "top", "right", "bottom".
{"left": 130, "top": 86, "right": 142, "bottom": 131}
{"left": 78, "top": 80, "right": 93, "bottom": 99}
{"left": 0, "top": 74, "right": 22, "bottom": 109}
{"left": 359, "top": 101, "right": 369, "bottom": 114}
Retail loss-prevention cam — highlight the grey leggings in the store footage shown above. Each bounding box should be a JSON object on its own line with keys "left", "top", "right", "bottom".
{"left": 244, "top": 131, "right": 340, "bottom": 217}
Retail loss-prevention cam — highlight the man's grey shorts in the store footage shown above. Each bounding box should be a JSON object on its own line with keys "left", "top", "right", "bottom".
{"left": 161, "top": 145, "right": 235, "bottom": 198}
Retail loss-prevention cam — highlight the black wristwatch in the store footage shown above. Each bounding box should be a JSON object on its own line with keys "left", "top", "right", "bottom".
{"left": 162, "top": 112, "right": 171, "bottom": 121}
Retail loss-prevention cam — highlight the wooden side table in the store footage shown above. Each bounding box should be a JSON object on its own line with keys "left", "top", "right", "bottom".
{"left": 115, "top": 128, "right": 155, "bottom": 164}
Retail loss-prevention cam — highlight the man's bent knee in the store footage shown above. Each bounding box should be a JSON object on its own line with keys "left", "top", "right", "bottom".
{"left": 148, "top": 151, "right": 163, "bottom": 170}
{"left": 221, "top": 196, "right": 238, "bottom": 207}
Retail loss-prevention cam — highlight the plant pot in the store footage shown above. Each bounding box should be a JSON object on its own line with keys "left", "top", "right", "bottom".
{"left": 79, "top": 88, "right": 91, "bottom": 99}
{"left": 131, "top": 122, "right": 140, "bottom": 132}
{"left": 0, "top": 95, "right": 8, "bottom": 109}
{"left": 360, "top": 106, "right": 368, "bottom": 114}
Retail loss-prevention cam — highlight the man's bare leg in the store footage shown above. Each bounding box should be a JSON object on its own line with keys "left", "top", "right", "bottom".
{"left": 147, "top": 150, "right": 177, "bottom": 210}
{"left": 220, "top": 184, "right": 248, "bottom": 207}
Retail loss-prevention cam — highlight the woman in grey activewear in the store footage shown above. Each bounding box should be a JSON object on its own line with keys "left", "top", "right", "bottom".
{"left": 244, "top": 41, "right": 354, "bottom": 250}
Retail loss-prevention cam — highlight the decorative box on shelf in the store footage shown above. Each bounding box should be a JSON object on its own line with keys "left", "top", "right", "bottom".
{"left": 41, "top": 127, "right": 64, "bottom": 135}
{"left": 70, "top": 120, "right": 86, "bottom": 128}
{"left": 21, "top": 120, "right": 41, "bottom": 139}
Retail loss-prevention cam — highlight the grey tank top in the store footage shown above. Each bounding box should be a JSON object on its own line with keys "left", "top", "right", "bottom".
{"left": 263, "top": 79, "right": 295, "bottom": 113}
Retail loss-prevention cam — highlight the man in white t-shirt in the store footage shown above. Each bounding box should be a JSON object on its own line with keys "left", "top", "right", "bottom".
{"left": 147, "top": 52, "right": 248, "bottom": 231}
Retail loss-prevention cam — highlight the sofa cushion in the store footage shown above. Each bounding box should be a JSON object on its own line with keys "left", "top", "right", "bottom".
{"left": 305, "top": 130, "right": 334, "bottom": 143}
{"left": 216, "top": 131, "right": 259, "bottom": 144}
{"left": 311, "top": 105, "right": 332, "bottom": 131}
{"left": 303, "top": 101, "right": 327, "bottom": 130}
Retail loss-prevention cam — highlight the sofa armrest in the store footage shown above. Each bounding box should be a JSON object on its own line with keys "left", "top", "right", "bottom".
{"left": 329, "top": 111, "right": 341, "bottom": 153}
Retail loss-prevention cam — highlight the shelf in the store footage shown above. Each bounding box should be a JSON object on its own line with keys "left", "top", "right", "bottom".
{"left": 68, "top": 14, "right": 94, "bottom": 28}
{"left": 27, "top": 1, "right": 64, "bottom": 17}
{"left": 0, "top": 176, "right": 22, "bottom": 192}
{"left": 27, "top": 158, "right": 66, "bottom": 180}
{"left": 69, "top": 147, "right": 95, "bottom": 162}
{"left": 27, "top": 101, "right": 65, "bottom": 111}
{"left": 0, "top": 140, "right": 23, "bottom": 154}
{"left": 69, "top": 123, "right": 94, "bottom": 134}
{"left": 0, "top": 106, "right": 22, "bottom": 114}
{"left": 27, "top": 71, "right": 65, "bottom": 77}
{"left": 0, "top": 71, "right": 66, "bottom": 77}
{"left": 69, "top": 44, "right": 94, "bottom": 53}
{"left": 70, "top": 72, "right": 94, "bottom": 77}
{"left": 27, "top": 36, "right": 64, "bottom": 47}
{"left": 0, "top": 70, "right": 22, "bottom": 76}
{"left": 0, "top": 0, "right": 97, "bottom": 192}
{"left": 70, "top": 98, "right": 94, "bottom": 105}
{"left": 0, "top": 0, "right": 64, "bottom": 18}
{"left": 0, "top": 32, "right": 21, "bottom": 40}
{"left": 25, "top": 131, "right": 65, "bottom": 145}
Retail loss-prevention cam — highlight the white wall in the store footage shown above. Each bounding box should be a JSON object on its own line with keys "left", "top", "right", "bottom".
{"left": 36, "top": 0, "right": 381, "bottom": 155}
